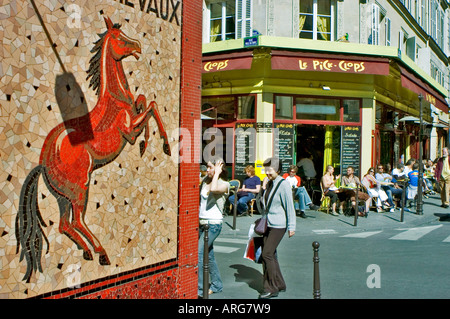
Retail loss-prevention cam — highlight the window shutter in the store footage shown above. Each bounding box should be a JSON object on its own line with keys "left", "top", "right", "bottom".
{"left": 385, "top": 18, "right": 391, "bottom": 46}
{"left": 244, "top": 0, "right": 252, "bottom": 38}
{"left": 236, "top": 0, "right": 243, "bottom": 38}
{"left": 371, "top": 4, "right": 380, "bottom": 45}
{"left": 236, "top": 0, "right": 252, "bottom": 39}
{"left": 398, "top": 30, "right": 404, "bottom": 53}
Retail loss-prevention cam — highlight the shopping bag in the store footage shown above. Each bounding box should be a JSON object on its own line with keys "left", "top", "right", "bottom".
{"left": 253, "top": 236, "right": 264, "bottom": 264}
{"left": 243, "top": 237, "right": 256, "bottom": 262}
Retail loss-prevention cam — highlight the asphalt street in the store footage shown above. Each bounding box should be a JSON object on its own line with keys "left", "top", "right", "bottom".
{"left": 205, "top": 193, "right": 450, "bottom": 299}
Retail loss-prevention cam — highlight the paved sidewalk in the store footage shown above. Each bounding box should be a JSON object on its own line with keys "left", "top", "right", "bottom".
{"left": 204, "top": 193, "right": 450, "bottom": 299}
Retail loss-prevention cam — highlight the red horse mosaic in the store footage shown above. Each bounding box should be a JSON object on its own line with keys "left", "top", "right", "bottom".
{"left": 15, "top": 17, "right": 171, "bottom": 282}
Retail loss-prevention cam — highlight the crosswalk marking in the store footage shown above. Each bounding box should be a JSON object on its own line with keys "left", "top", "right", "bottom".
{"left": 214, "top": 245, "right": 240, "bottom": 253}
{"left": 216, "top": 238, "right": 249, "bottom": 245}
{"left": 389, "top": 225, "right": 443, "bottom": 241}
{"left": 213, "top": 225, "right": 450, "bottom": 254}
{"left": 312, "top": 229, "right": 337, "bottom": 235}
{"left": 341, "top": 231, "right": 383, "bottom": 238}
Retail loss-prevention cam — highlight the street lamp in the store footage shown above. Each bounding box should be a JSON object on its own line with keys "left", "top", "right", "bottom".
{"left": 416, "top": 94, "right": 423, "bottom": 215}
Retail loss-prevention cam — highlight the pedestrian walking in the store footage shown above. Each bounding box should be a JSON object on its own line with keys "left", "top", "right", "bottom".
{"left": 198, "top": 158, "right": 230, "bottom": 298}
{"left": 258, "top": 157, "right": 296, "bottom": 299}
{"left": 435, "top": 147, "right": 450, "bottom": 208}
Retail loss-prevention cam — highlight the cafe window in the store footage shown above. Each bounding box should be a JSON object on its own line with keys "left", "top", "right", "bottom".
{"left": 343, "top": 100, "right": 360, "bottom": 122}
{"left": 202, "top": 96, "right": 235, "bottom": 120}
{"left": 275, "top": 96, "right": 294, "bottom": 119}
{"left": 296, "top": 97, "right": 340, "bottom": 121}
{"left": 274, "top": 95, "right": 361, "bottom": 124}
{"left": 202, "top": 94, "right": 256, "bottom": 121}
{"left": 299, "top": 0, "right": 335, "bottom": 41}
{"left": 237, "top": 95, "right": 255, "bottom": 119}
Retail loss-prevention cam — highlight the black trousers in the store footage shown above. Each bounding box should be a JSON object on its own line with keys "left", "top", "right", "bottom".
{"left": 261, "top": 227, "right": 286, "bottom": 293}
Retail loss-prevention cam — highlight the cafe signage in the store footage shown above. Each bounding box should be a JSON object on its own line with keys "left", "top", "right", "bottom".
{"left": 271, "top": 55, "right": 390, "bottom": 75}
{"left": 202, "top": 57, "right": 253, "bottom": 73}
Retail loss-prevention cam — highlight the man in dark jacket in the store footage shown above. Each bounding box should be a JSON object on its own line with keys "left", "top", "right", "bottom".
{"left": 435, "top": 147, "right": 450, "bottom": 208}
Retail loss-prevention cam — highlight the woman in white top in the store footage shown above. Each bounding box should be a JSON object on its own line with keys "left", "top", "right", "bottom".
{"left": 198, "top": 158, "right": 230, "bottom": 298}
{"left": 362, "top": 167, "right": 389, "bottom": 212}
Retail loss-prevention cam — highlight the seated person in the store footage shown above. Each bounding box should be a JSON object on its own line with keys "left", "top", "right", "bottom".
{"left": 405, "top": 162, "right": 430, "bottom": 210}
{"left": 282, "top": 165, "right": 319, "bottom": 218}
{"left": 362, "top": 168, "right": 390, "bottom": 213}
{"left": 424, "top": 159, "right": 437, "bottom": 194}
{"left": 321, "top": 165, "right": 346, "bottom": 216}
{"left": 341, "top": 166, "right": 371, "bottom": 216}
{"left": 375, "top": 164, "right": 403, "bottom": 211}
{"left": 228, "top": 165, "right": 261, "bottom": 216}
{"left": 392, "top": 163, "right": 407, "bottom": 182}
{"left": 296, "top": 153, "right": 317, "bottom": 179}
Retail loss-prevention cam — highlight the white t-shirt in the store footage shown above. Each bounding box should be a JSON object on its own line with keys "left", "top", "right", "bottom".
{"left": 199, "top": 179, "right": 230, "bottom": 221}
{"left": 297, "top": 158, "right": 317, "bottom": 178}
{"left": 285, "top": 175, "right": 298, "bottom": 188}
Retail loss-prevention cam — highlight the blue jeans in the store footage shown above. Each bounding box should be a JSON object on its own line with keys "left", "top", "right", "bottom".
{"left": 293, "top": 187, "right": 312, "bottom": 211}
{"left": 381, "top": 185, "right": 403, "bottom": 207}
{"left": 228, "top": 193, "right": 255, "bottom": 214}
{"left": 198, "top": 222, "right": 223, "bottom": 296}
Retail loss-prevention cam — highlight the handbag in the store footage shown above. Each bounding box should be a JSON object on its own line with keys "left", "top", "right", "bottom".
{"left": 254, "top": 215, "right": 268, "bottom": 236}
{"left": 254, "top": 179, "right": 284, "bottom": 235}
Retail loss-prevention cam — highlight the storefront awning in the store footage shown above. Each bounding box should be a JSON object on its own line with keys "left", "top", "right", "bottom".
{"left": 400, "top": 66, "right": 448, "bottom": 113}
{"left": 202, "top": 52, "right": 253, "bottom": 73}
{"left": 270, "top": 50, "right": 390, "bottom": 75}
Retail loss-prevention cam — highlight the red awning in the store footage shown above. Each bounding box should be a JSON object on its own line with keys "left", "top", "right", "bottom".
{"left": 270, "top": 50, "right": 390, "bottom": 75}
{"left": 400, "top": 66, "right": 448, "bottom": 112}
{"left": 202, "top": 52, "right": 253, "bottom": 73}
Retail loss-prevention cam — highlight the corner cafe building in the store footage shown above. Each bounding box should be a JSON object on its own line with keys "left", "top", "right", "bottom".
{"left": 201, "top": 36, "right": 449, "bottom": 182}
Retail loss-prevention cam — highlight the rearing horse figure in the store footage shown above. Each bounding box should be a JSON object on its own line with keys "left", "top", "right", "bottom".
{"left": 15, "top": 17, "right": 171, "bottom": 282}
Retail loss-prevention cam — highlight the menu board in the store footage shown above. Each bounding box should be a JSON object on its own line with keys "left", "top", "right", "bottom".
{"left": 341, "top": 126, "right": 361, "bottom": 177}
{"left": 234, "top": 122, "right": 256, "bottom": 182}
{"left": 274, "top": 123, "right": 295, "bottom": 175}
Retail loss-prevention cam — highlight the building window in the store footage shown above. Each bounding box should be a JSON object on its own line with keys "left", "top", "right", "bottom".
{"left": 438, "top": 9, "right": 444, "bottom": 48}
{"left": 431, "top": 62, "right": 444, "bottom": 86}
{"left": 296, "top": 97, "right": 340, "bottom": 121}
{"left": 275, "top": 95, "right": 361, "bottom": 124}
{"left": 343, "top": 100, "right": 360, "bottom": 123}
{"left": 420, "top": 0, "right": 427, "bottom": 31}
{"left": 237, "top": 95, "right": 255, "bottom": 119}
{"left": 385, "top": 18, "right": 391, "bottom": 46}
{"left": 202, "top": 94, "right": 257, "bottom": 120}
{"left": 369, "top": 3, "right": 387, "bottom": 46}
{"left": 202, "top": 96, "right": 235, "bottom": 120}
{"left": 398, "top": 29, "right": 407, "bottom": 54}
{"left": 430, "top": 0, "right": 437, "bottom": 41}
{"left": 299, "top": 0, "right": 335, "bottom": 41}
{"left": 207, "top": 0, "right": 252, "bottom": 43}
{"left": 275, "top": 96, "right": 294, "bottom": 119}
{"left": 371, "top": 4, "right": 380, "bottom": 45}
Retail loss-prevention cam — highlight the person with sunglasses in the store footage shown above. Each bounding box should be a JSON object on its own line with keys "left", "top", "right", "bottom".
{"left": 375, "top": 165, "right": 403, "bottom": 212}
{"left": 282, "top": 165, "right": 320, "bottom": 218}
{"left": 362, "top": 167, "right": 389, "bottom": 213}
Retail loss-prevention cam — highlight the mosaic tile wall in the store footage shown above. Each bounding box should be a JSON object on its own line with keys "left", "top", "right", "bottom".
{"left": 0, "top": 0, "right": 184, "bottom": 298}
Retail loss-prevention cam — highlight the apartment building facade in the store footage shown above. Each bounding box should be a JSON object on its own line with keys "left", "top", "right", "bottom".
{"left": 201, "top": 0, "right": 450, "bottom": 181}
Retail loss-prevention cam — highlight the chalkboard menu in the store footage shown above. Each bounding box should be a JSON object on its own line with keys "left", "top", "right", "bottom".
{"left": 234, "top": 123, "right": 256, "bottom": 182}
{"left": 274, "top": 123, "right": 295, "bottom": 175}
{"left": 341, "top": 126, "right": 361, "bottom": 177}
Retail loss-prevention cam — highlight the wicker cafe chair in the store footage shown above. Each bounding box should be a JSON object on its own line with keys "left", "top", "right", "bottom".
{"left": 227, "top": 179, "right": 241, "bottom": 215}
{"left": 319, "top": 182, "right": 331, "bottom": 214}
